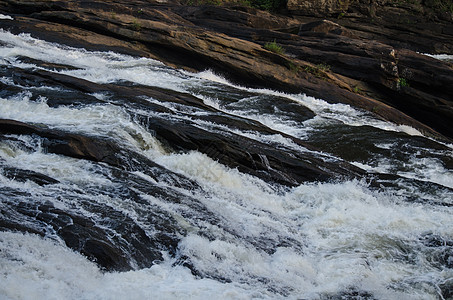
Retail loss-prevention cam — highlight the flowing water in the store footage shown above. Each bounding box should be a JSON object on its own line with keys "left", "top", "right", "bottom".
{"left": 0, "top": 29, "right": 452, "bottom": 299}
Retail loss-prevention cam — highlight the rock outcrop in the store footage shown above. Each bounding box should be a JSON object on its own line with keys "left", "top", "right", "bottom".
{"left": 288, "top": 0, "right": 453, "bottom": 53}
{"left": 287, "top": 0, "right": 351, "bottom": 17}
{"left": 0, "top": 0, "right": 452, "bottom": 140}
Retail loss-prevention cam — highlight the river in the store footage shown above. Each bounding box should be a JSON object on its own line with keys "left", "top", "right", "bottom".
{"left": 0, "top": 29, "right": 452, "bottom": 299}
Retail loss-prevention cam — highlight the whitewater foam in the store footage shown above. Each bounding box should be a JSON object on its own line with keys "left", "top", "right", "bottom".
{"left": 0, "top": 232, "right": 266, "bottom": 300}
{"left": 0, "top": 29, "right": 429, "bottom": 140}
{"left": 421, "top": 53, "right": 453, "bottom": 62}
{"left": 0, "top": 14, "right": 13, "bottom": 20}
{"left": 1, "top": 30, "right": 452, "bottom": 300}
{"left": 195, "top": 71, "right": 428, "bottom": 140}
{"left": 0, "top": 92, "right": 166, "bottom": 155}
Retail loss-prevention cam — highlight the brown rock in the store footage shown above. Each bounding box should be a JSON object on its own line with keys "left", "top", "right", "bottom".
{"left": 287, "top": 0, "right": 351, "bottom": 17}
{"left": 0, "top": 0, "right": 452, "bottom": 140}
{"left": 298, "top": 19, "right": 358, "bottom": 38}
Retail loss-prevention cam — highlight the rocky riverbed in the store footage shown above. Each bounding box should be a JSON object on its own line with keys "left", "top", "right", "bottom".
{"left": 0, "top": 1, "right": 453, "bottom": 299}
{"left": 0, "top": 0, "right": 452, "bottom": 140}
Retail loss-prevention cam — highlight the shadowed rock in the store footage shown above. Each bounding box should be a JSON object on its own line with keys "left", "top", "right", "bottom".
{"left": 0, "top": 119, "right": 122, "bottom": 166}
{"left": 1, "top": 167, "right": 60, "bottom": 185}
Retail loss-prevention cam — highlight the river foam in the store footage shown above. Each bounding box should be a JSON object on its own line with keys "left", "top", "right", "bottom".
{"left": 0, "top": 231, "right": 265, "bottom": 300}
{"left": 1, "top": 30, "right": 452, "bottom": 299}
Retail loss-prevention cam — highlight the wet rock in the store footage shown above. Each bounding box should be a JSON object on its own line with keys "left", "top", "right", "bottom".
{"left": 0, "top": 179, "right": 185, "bottom": 272}
{"left": 167, "top": 5, "right": 453, "bottom": 140}
{"left": 4, "top": 67, "right": 311, "bottom": 138}
{"left": 1, "top": 0, "right": 451, "bottom": 141}
{"left": 1, "top": 68, "right": 360, "bottom": 186}
{"left": 25, "top": 199, "right": 166, "bottom": 271}
{"left": 1, "top": 167, "right": 59, "bottom": 185}
{"left": 0, "top": 68, "right": 443, "bottom": 190}
{"left": 7, "top": 67, "right": 217, "bottom": 112}
{"left": 338, "top": 0, "right": 453, "bottom": 53}
{"left": 15, "top": 56, "right": 80, "bottom": 71}
{"left": 59, "top": 224, "right": 132, "bottom": 272}
{"left": 0, "top": 119, "right": 122, "bottom": 166}
{"left": 141, "top": 115, "right": 365, "bottom": 186}
{"left": 0, "top": 1, "right": 452, "bottom": 139}
{"left": 439, "top": 282, "right": 453, "bottom": 300}
{"left": 391, "top": 50, "right": 453, "bottom": 137}
{"left": 2, "top": 130, "right": 319, "bottom": 271}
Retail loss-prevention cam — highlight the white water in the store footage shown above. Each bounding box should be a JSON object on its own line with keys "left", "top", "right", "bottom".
{"left": 1, "top": 137, "right": 452, "bottom": 299}
{"left": 195, "top": 70, "right": 426, "bottom": 138}
{"left": 1, "top": 31, "right": 453, "bottom": 299}
{"left": 0, "top": 14, "right": 13, "bottom": 20}
{"left": 421, "top": 53, "right": 453, "bottom": 62}
{"left": 0, "top": 29, "right": 426, "bottom": 138}
{"left": 0, "top": 232, "right": 262, "bottom": 300}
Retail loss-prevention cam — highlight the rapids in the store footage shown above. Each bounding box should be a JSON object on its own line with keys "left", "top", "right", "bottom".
{"left": 0, "top": 30, "right": 452, "bottom": 299}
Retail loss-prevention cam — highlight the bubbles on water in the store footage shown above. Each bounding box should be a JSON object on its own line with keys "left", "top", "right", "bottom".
{"left": 146, "top": 143, "right": 453, "bottom": 299}
{"left": 0, "top": 91, "right": 167, "bottom": 155}
{"left": 168, "top": 178, "right": 453, "bottom": 299}
{"left": 0, "top": 136, "right": 114, "bottom": 188}
{"left": 0, "top": 29, "right": 162, "bottom": 69}
{"left": 1, "top": 30, "right": 453, "bottom": 300}
{"left": 0, "top": 231, "right": 265, "bottom": 300}
{"left": 397, "top": 125, "right": 423, "bottom": 136}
